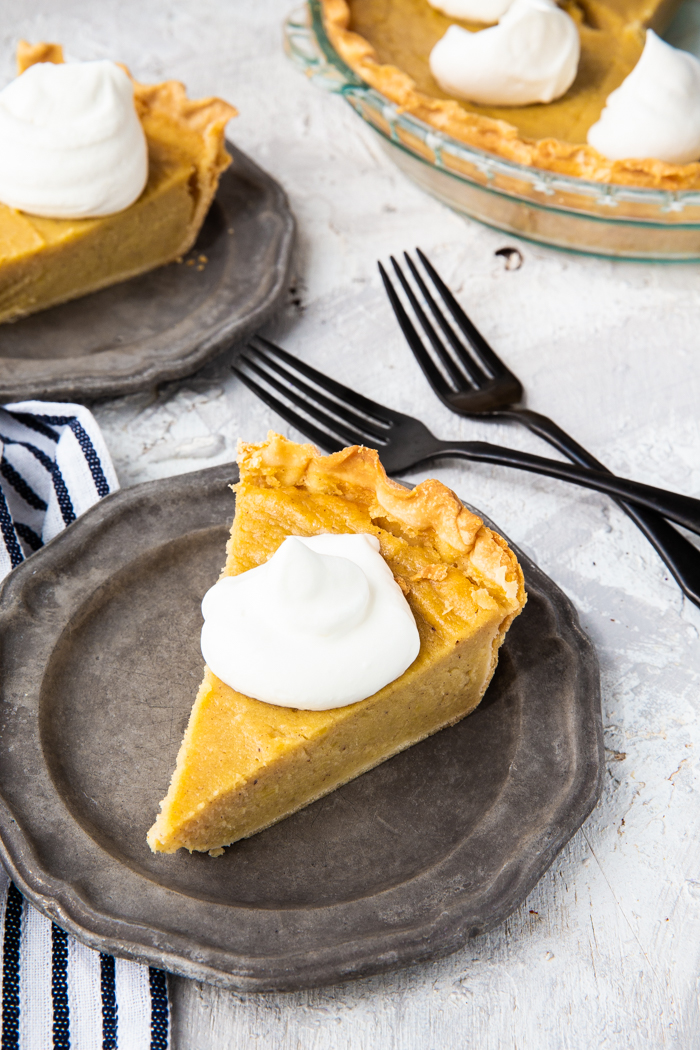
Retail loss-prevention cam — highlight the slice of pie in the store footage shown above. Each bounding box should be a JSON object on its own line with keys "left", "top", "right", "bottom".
{"left": 320, "top": 0, "right": 697, "bottom": 188}
{"left": 0, "top": 42, "right": 236, "bottom": 324}
{"left": 148, "top": 433, "right": 526, "bottom": 855}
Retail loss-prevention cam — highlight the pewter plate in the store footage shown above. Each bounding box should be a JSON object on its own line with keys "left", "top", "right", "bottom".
{"left": 0, "top": 464, "right": 602, "bottom": 991}
{"left": 0, "top": 145, "right": 294, "bottom": 403}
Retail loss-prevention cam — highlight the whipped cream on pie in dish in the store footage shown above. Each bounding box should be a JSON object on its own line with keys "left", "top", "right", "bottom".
{"left": 0, "top": 58, "right": 147, "bottom": 218}
{"left": 429, "top": 0, "right": 580, "bottom": 106}
{"left": 428, "top": 0, "right": 514, "bottom": 24}
{"left": 587, "top": 31, "right": 700, "bottom": 164}
{"left": 201, "top": 533, "right": 420, "bottom": 710}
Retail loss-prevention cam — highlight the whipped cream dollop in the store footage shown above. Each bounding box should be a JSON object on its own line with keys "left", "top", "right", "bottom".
{"left": 587, "top": 31, "right": 700, "bottom": 164}
{"left": 201, "top": 534, "right": 420, "bottom": 711}
{"left": 427, "top": 0, "right": 514, "bottom": 25}
{"left": 0, "top": 59, "right": 148, "bottom": 218}
{"left": 429, "top": 0, "right": 580, "bottom": 106}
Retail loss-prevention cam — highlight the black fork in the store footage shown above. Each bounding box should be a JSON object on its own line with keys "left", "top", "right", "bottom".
{"left": 380, "top": 248, "right": 700, "bottom": 609}
{"left": 232, "top": 337, "right": 700, "bottom": 537}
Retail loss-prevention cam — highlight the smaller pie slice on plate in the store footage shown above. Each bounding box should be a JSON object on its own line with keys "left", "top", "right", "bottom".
{"left": 0, "top": 42, "right": 237, "bottom": 324}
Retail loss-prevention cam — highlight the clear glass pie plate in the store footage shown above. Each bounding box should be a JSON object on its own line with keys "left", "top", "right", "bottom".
{"left": 284, "top": 0, "right": 700, "bottom": 260}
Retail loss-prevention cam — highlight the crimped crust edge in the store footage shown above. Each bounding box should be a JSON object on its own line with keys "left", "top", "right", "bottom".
{"left": 237, "top": 431, "right": 526, "bottom": 612}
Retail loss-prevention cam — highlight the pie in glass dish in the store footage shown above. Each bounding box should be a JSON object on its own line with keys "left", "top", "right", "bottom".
{"left": 147, "top": 433, "right": 526, "bottom": 856}
{"left": 0, "top": 42, "right": 236, "bottom": 324}
{"left": 320, "top": 0, "right": 700, "bottom": 188}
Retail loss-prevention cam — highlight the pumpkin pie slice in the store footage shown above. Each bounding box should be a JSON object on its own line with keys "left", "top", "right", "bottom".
{"left": 0, "top": 42, "right": 236, "bottom": 324}
{"left": 321, "top": 0, "right": 698, "bottom": 188}
{"left": 147, "top": 433, "right": 526, "bottom": 856}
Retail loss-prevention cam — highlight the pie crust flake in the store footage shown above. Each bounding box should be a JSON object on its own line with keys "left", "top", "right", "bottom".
{"left": 0, "top": 43, "right": 237, "bottom": 323}
{"left": 320, "top": 0, "right": 700, "bottom": 189}
{"left": 148, "top": 433, "right": 526, "bottom": 856}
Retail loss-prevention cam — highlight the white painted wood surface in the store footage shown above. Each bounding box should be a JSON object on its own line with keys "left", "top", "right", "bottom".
{"left": 4, "top": 2, "right": 700, "bottom": 1046}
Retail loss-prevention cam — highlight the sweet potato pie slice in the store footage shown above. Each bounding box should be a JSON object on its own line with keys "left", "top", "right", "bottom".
{"left": 148, "top": 433, "right": 526, "bottom": 856}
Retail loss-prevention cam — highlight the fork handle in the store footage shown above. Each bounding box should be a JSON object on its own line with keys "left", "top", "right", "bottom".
{"left": 500, "top": 409, "right": 700, "bottom": 608}
{"left": 435, "top": 440, "right": 700, "bottom": 536}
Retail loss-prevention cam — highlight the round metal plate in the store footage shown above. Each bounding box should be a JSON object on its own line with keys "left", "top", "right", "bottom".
{"left": 0, "top": 145, "right": 294, "bottom": 402}
{"left": 0, "top": 464, "right": 602, "bottom": 991}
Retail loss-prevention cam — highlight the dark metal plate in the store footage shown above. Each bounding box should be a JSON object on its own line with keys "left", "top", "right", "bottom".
{"left": 0, "top": 463, "right": 602, "bottom": 991}
{"left": 0, "top": 145, "right": 294, "bottom": 402}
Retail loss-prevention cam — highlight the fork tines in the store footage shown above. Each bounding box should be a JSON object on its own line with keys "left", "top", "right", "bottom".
{"left": 379, "top": 249, "right": 522, "bottom": 407}
{"left": 232, "top": 336, "right": 395, "bottom": 453}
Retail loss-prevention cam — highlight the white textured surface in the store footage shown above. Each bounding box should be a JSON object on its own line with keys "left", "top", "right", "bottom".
{"left": 4, "top": 2, "right": 700, "bottom": 1047}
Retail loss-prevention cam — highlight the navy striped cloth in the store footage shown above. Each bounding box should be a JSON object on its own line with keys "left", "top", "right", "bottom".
{"left": 0, "top": 402, "right": 170, "bottom": 1049}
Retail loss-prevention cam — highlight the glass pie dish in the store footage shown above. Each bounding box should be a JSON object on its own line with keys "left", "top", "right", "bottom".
{"left": 284, "top": 0, "right": 700, "bottom": 260}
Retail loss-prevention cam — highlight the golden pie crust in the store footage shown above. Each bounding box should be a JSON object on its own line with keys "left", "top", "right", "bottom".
{"left": 0, "top": 43, "right": 237, "bottom": 323}
{"left": 321, "top": 0, "right": 700, "bottom": 189}
{"left": 148, "top": 432, "right": 526, "bottom": 855}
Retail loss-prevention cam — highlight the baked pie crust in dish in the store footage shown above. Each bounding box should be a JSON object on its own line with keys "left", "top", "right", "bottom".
{"left": 320, "top": 0, "right": 700, "bottom": 189}
{"left": 0, "top": 42, "right": 236, "bottom": 324}
{"left": 148, "top": 433, "right": 526, "bottom": 855}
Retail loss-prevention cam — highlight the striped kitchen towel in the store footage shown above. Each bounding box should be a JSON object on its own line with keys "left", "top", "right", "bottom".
{"left": 0, "top": 401, "right": 170, "bottom": 1049}
{"left": 0, "top": 400, "right": 119, "bottom": 576}
{"left": 0, "top": 868, "right": 169, "bottom": 1050}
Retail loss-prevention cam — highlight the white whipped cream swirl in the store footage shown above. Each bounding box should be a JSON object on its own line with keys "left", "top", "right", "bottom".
{"left": 0, "top": 59, "right": 148, "bottom": 219}
{"left": 427, "top": 0, "right": 514, "bottom": 25}
{"left": 201, "top": 534, "right": 420, "bottom": 711}
{"left": 429, "top": 0, "right": 580, "bottom": 106}
{"left": 587, "top": 31, "right": 700, "bottom": 165}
